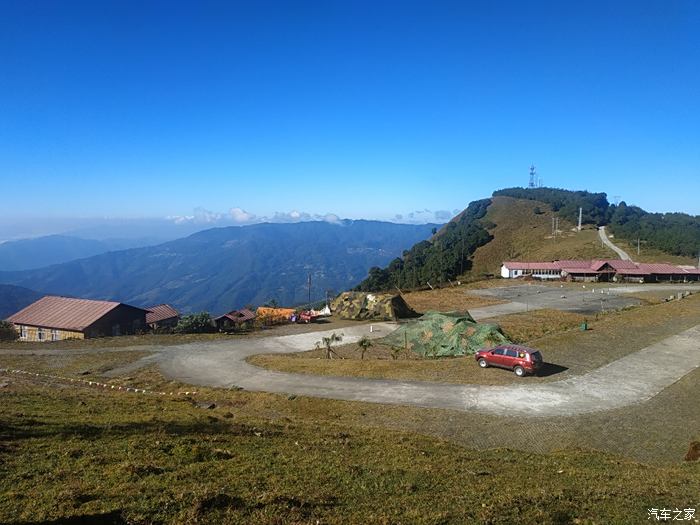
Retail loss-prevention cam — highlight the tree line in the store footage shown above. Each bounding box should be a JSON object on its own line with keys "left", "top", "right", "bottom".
{"left": 356, "top": 199, "right": 493, "bottom": 292}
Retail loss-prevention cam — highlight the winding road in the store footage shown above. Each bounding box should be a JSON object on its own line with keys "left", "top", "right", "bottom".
{"left": 150, "top": 321, "right": 700, "bottom": 418}
{"left": 599, "top": 226, "right": 633, "bottom": 261}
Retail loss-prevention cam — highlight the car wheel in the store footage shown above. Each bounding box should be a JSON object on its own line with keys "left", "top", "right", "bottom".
{"left": 478, "top": 358, "right": 488, "bottom": 368}
{"left": 514, "top": 366, "right": 525, "bottom": 377}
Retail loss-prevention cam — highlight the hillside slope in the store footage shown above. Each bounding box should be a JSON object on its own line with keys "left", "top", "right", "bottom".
{"left": 468, "top": 197, "right": 615, "bottom": 277}
{"left": 0, "top": 284, "right": 43, "bottom": 319}
{"left": 0, "top": 221, "right": 437, "bottom": 314}
{"left": 357, "top": 187, "right": 699, "bottom": 292}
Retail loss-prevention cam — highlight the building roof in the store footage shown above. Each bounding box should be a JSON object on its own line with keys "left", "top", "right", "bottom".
{"left": 146, "top": 304, "right": 180, "bottom": 324}
{"left": 504, "top": 259, "right": 700, "bottom": 276}
{"left": 502, "top": 261, "right": 561, "bottom": 271}
{"left": 215, "top": 308, "right": 256, "bottom": 323}
{"left": 7, "top": 295, "right": 147, "bottom": 332}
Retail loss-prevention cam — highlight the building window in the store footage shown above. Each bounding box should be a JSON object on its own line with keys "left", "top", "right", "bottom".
{"left": 19, "top": 325, "right": 27, "bottom": 339}
{"left": 51, "top": 329, "right": 59, "bottom": 341}
{"left": 37, "top": 328, "right": 45, "bottom": 341}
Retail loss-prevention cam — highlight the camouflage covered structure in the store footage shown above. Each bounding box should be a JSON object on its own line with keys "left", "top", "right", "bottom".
{"left": 331, "top": 292, "right": 418, "bottom": 321}
{"left": 381, "top": 311, "right": 510, "bottom": 357}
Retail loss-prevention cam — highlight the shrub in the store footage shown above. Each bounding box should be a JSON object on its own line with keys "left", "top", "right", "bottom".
{"left": 174, "top": 313, "right": 215, "bottom": 334}
{"left": 0, "top": 320, "right": 19, "bottom": 342}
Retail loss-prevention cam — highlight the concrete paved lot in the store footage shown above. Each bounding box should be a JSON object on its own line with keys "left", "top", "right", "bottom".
{"left": 469, "top": 283, "right": 640, "bottom": 317}
{"left": 469, "top": 282, "right": 696, "bottom": 318}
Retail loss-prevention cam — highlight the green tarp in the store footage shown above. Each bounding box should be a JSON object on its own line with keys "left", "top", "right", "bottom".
{"left": 380, "top": 311, "right": 510, "bottom": 357}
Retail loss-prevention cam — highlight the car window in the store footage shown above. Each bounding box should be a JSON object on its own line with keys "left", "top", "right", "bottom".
{"left": 492, "top": 348, "right": 505, "bottom": 355}
{"left": 505, "top": 349, "right": 518, "bottom": 358}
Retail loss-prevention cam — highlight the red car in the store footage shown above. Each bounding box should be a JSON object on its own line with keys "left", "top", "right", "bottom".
{"left": 475, "top": 344, "right": 543, "bottom": 377}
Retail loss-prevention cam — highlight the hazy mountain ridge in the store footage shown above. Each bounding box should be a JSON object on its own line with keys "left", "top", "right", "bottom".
{"left": 0, "top": 284, "right": 43, "bottom": 319}
{"left": 0, "top": 220, "right": 438, "bottom": 314}
{"left": 0, "top": 235, "right": 163, "bottom": 271}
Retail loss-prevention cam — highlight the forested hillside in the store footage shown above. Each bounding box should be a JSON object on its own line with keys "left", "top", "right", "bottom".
{"left": 608, "top": 203, "right": 700, "bottom": 258}
{"left": 493, "top": 187, "right": 610, "bottom": 226}
{"left": 356, "top": 199, "right": 493, "bottom": 291}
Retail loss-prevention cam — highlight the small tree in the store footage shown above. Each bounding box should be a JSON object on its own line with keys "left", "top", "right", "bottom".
{"left": 390, "top": 345, "right": 404, "bottom": 360}
{"left": 316, "top": 332, "right": 343, "bottom": 359}
{"left": 356, "top": 336, "right": 373, "bottom": 360}
{"left": 0, "top": 321, "right": 19, "bottom": 342}
{"left": 174, "top": 312, "right": 214, "bottom": 334}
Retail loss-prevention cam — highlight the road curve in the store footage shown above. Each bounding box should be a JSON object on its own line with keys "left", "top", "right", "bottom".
{"left": 157, "top": 322, "right": 700, "bottom": 418}
{"left": 599, "top": 226, "right": 633, "bottom": 261}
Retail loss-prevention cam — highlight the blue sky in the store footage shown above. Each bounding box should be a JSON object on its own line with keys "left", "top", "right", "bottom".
{"left": 1, "top": 0, "right": 699, "bottom": 232}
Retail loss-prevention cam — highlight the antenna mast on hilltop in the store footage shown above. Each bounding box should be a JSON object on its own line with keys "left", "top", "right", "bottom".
{"left": 529, "top": 165, "right": 537, "bottom": 188}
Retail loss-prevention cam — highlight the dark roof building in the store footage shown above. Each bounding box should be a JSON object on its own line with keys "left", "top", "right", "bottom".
{"left": 214, "top": 308, "right": 256, "bottom": 331}
{"left": 7, "top": 295, "right": 149, "bottom": 341}
{"left": 146, "top": 304, "right": 180, "bottom": 328}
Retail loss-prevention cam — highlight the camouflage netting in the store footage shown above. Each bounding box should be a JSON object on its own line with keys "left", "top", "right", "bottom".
{"left": 331, "top": 292, "right": 419, "bottom": 321}
{"left": 380, "top": 311, "right": 510, "bottom": 357}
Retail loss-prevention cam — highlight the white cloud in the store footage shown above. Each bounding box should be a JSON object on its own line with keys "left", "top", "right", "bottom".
{"left": 229, "top": 207, "right": 256, "bottom": 223}
{"left": 434, "top": 210, "right": 453, "bottom": 221}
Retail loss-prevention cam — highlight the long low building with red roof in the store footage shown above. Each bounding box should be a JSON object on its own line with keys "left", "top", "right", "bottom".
{"left": 7, "top": 295, "right": 150, "bottom": 342}
{"left": 501, "top": 259, "right": 700, "bottom": 283}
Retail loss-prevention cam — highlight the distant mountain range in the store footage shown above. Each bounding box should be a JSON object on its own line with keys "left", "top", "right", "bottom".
{"left": 0, "top": 235, "right": 162, "bottom": 271}
{"left": 0, "top": 221, "right": 437, "bottom": 315}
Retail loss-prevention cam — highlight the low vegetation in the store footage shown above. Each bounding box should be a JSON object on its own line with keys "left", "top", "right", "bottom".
{"left": 0, "top": 320, "right": 19, "bottom": 342}
{"left": 1, "top": 379, "right": 699, "bottom": 525}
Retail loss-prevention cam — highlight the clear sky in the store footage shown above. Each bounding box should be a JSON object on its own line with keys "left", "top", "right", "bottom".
{"left": 1, "top": 0, "right": 699, "bottom": 230}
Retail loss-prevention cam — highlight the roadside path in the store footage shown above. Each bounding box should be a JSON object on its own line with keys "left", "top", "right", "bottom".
{"left": 599, "top": 226, "right": 633, "bottom": 261}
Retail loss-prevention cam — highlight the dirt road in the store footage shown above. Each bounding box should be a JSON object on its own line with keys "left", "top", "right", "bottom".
{"left": 598, "top": 226, "right": 633, "bottom": 260}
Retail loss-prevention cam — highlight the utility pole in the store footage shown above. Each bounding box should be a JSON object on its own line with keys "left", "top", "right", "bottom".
{"left": 307, "top": 273, "right": 312, "bottom": 305}
{"left": 577, "top": 207, "right": 582, "bottom": 232}
{"left": 637, "top": 238, "right": 640, "bottom": 256}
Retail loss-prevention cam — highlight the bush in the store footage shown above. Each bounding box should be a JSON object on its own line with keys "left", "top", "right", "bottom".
{"left": 174, "top": 313, "right": 215, "bottom": 334}
{"left": 0, "top": 320, "right": 19, "bottom": 342}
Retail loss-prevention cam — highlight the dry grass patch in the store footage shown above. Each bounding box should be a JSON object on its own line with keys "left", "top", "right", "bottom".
{"left": 402, "top": 286, "right": 506, "bottom": 313}
{"left": 484, "top": 309, "right": 586, "bottom": 344}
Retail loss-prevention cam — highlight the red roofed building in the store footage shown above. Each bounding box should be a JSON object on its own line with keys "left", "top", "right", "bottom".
{"left": 145, "top": 304, "right": 180, "bottom": 330}
{"left": 7, "top": 295, "right": 149, "bottom": 342}
{"left": 501, "top": 260, "right": 700, "bottom": 283}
